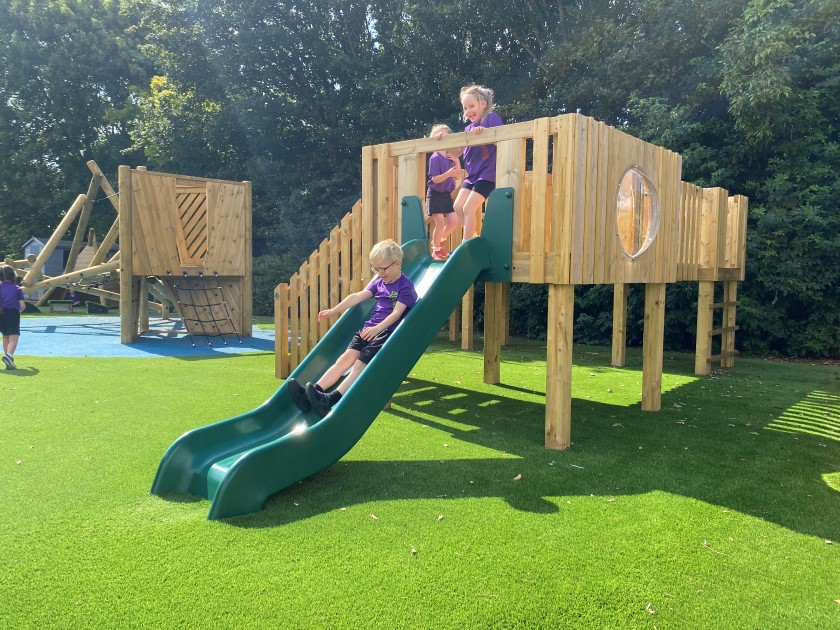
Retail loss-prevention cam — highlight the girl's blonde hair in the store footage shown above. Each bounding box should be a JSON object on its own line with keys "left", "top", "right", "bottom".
{"left": 369, "top": 239, "right": 403, "bottom": 265}
{"left": 460, "top": 85, "right": 495, "bottom": 123}
{"left": 429, "top": 124, "right": 452, "bottom": 137}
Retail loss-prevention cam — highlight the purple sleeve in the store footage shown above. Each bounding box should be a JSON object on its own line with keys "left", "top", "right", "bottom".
{"left": 396, "top": 279, "right": 417, "bottom": 308}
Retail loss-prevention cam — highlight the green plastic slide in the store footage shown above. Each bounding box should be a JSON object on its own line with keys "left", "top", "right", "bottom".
{"left": 150, "top": 191, "right": 512, "bottom": 519}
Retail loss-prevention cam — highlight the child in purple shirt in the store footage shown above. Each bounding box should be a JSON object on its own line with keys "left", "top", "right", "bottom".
{"left": 426, "top": 124, "right": 463, "bottom": 261}
{"left": 0, "top": 265, "right": 25, "bottom": 370}
{"left": 455, "top": 85, "right": 503, "bottom": 239}
{"left": 286, "top": 239, "right": 418, "bottom": 419}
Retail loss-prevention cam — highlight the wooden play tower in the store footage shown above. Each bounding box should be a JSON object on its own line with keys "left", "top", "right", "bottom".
{"left": 7, "top": 162, "right": 253, "bottom": 345}
{"left": 279, "top": 113, "right": 747, "bottom": 450}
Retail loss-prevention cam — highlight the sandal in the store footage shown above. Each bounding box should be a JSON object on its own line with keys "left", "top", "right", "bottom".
{"left": 431, "top": 247, "right": 449, "bottom": 261}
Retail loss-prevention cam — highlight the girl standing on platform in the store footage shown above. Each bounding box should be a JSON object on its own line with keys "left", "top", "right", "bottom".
{"left": 455, "top": 85, "right": 503, "bottom": 239}
{"left": 426, "top": 124, "right": 462, "bottom": 260}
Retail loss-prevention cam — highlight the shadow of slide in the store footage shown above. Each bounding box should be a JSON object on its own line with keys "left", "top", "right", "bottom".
{"left": 232, "top": 372, "right": 839, "bottom": 539}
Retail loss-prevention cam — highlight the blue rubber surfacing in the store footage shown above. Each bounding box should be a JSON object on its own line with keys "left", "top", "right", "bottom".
{"left": 18, "top": 316, "right": 275, "bottom": 358}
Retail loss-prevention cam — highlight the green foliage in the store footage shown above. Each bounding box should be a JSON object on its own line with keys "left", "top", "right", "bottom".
{"left": 1, "top": 0, "right": 837, "bottom": 354}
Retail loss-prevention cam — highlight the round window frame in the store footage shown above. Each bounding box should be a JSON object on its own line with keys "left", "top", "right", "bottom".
{"left": 614, "top": 165, "right": 661, "bottom": 260}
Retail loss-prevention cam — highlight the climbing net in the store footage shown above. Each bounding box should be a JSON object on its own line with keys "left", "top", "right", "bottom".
{"left": 167, "top": 270, "right": 242, "bottom": 347}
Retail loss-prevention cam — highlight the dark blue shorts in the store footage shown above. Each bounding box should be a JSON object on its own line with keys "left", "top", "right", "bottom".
{"left": 426, "top": 189, "right": 455, "bottom": 216}
{"left": 0, "top": 309, "right": 21, "bottom": 336}
{"left": 462, "top": 179, "right": 495, "bottom": 199}
{"left": 348, "top": 329, "right": 393, "bottom": 364}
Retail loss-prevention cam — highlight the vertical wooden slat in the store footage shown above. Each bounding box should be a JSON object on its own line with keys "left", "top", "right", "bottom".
{"left": 329, "top": 226, "right": 340, "bottom": 315}
{"left": 309, "top": 250, "right": 320, "bottom": 349}
{"left": 289, "top": 273, "right": 300, "bottom": 370}
{"left": 352, "top": 199, "right": 365, "bottom": 292}
{"left": 483, "top": 282, "right": 503, "bottom": 384}
{"left": 592, "top": 120, "right": 609, "bottom": 284}
{"left": 736, "top": 195, "right": 749, "bottom": 280}
{"left": 242, "top": 181, "right": 253, "bottom": 335}
{"left": 551, "top": 116, "right": 572, "bottom": 284}
{"left": 361, "top": 146, "right": 375, "bottom": 288}
{"left": 546, "top": 283, "right": 574, "bottom": 450}
{"left": 611, "top": 283, "right": 627, "bottom": 367}
{"left": 298, "top": 263, "right": 310, "bottom": 358}
{"left": 695, "top": 280, "right": 714, "bottom": 375}
{"left": 641, "top": 282, "right": 666, "bottom": 411}
{"left": 570, "top": 114, "right": 588, "bottom": 284}
{"left": 529, "top": 119, "right": 549, "bottom": 283}
{"left": 318, "top": 239, "right": 329, "bottom": 338}
{"left": 340, "top": 213, "right": 352, "bottom": 300}
{"left": 275, "top": 282, "right": 290, "bottom": 378}
{"left": 581, "top": 116, "right": 597, "bottom": 284}
{"left": 376, "top": 144, "right": 391, "bottom": 242}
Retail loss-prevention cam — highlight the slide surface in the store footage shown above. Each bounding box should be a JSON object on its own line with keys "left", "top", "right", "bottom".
{"left": 151, "top": 192, "right": 512, "bottom": 519}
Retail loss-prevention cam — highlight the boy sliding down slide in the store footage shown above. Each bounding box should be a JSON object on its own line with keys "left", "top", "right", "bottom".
{"left": 286, "top": 239, "right": 417, "bottom": 419}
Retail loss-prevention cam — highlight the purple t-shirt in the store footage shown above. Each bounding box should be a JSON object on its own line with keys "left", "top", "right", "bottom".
{"left": 364, "top": 273, "right": 417, "bottom": 332}
{"left": 464, "top": 112, "right": 504, "bottom": 184}
{"left": 428, "top": 151, "right": 457, "bottom": 194}
{"left": 0, "top": 282, "right": 24, "bottom": 311}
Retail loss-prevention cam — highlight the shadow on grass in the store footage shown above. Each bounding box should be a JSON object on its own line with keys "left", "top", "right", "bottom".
{"left": 0, "top": 366, "right": 40, "bottom": 377}
{"left": 233, "top": 368, "right": 840, "bottom": 539}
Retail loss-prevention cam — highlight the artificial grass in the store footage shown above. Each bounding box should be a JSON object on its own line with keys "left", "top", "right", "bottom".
{"left": 1, "top": 340, "right": 838, "bottom": 628}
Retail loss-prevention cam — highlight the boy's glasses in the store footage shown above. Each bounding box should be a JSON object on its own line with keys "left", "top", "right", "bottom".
{"left": 370, "top": 261, "right": 395, "bottom": 274}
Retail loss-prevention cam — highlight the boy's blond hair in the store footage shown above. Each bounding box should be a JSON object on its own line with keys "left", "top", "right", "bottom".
{"left": 460, "top": 84, "right": 496, "bottom": 123}
{"left": 429, "top": 123, "right": 452, "bottom": 137}
{"left": 369, "top": 239, "right": 403, "bottom": 265}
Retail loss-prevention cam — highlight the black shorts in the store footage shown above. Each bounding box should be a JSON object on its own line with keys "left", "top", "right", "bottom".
{"left": 348, "top": 329, "right": 393, "bottom": 364}
{"left": 462, "top": 179, "right": 495, "bottom": 199}
{"left": 0, "top": 310, "right": 21, "bottom": 336}
{"left": 426, "top": 189, "right": 455, "bottom": 216}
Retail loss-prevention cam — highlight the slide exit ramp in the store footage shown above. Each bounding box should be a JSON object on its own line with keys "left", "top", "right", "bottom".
{"left": 151, "top": 189, "right": 513, "bottom": 519}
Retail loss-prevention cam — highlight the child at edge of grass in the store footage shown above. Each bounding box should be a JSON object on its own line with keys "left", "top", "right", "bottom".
{"left": 453, "top": 84, "right": 503, "bottom": 240}
{"left": 0, "top": 264, "right": 25, "bottom": 370}
{"left": 426, "top": 124, "right": 463, "bottom": 261}
{"left": 285, "top": 239, "right": 418, "bottom": 420}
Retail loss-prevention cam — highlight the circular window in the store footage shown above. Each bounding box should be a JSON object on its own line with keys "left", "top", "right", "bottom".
{"left": 615, "top": 167, "right": 660, "bottom": 259}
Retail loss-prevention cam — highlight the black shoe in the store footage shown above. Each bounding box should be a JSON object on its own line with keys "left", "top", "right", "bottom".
{"left": 306, "top": 382, "right": 332, "bottom": 419}
{"left": 286, "top": 378, "right": 311, "bottom": 412}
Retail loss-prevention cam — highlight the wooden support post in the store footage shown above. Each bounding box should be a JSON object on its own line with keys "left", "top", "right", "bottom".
{"left": 722, "top": 281, "right": 738, "bottom": 368}
{"left": 118, "top": 166, "right": 134, "bottom": 344}
{"left": 483, "top": 282, "right": 503, "bottom": 384}
{"left": 501, "top": 283, "right": 510, "bottom": 346}
{"left": 611, "top": 283, "right": 627, "bottom": 367}
{"left": 695, "top": 280, "right": 714, "bottom": 375}
{"left": 546, "top": 284, "right": 574, "bottom": 450}
{"left": 139, "top": 276, "right": 150, "bottom": 333}
{"left": 641, "top": 283, "right": 666, "bottom": 411}
{"left": 461, "top": 285, "right": 474, "bottom": 350}
{"left": 449, "top": 304, "right": 460, "bottom": 342}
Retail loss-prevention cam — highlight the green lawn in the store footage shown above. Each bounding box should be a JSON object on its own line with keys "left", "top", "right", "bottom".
{"left": 1, "top": 339, "right": 838, "bottom": 628}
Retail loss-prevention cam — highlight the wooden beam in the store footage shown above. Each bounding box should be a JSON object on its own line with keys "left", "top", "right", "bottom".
{"left": 483, "top": 282, "right": 503, "bottom": 384}
{"left": 695, "top": 281, "right": 713, "bottom": 375}
{"left": 641, "top": 282, "right": 666, "bottom": 411}
{"left": 86, "top": 160, "right": 120, "bottom": 213}
{"left": 611, "top": 283, "right": 627, "bottom": 367}
{"left": 22, "top": 194, "right": 87, "bottom": 286}
{"left": 546, "top": 283, "right": 574, "bottom": 450}
{"left": 25, "top": 260, "right": 120, "bottom": 291}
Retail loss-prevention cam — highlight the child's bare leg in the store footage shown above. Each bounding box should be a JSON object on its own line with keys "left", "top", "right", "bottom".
{"left": 462, "top": 191, "right": 487, "bottom": 239}
{"left": 2, "top": 336, "right": 8, "bottom": 355}
{"left": 441, "top": 212, "right": 459, "bottom": 246}
{"left": 336, "top": 359, "right": 367, "bottom": 394}
{"left": 5, "top": 335, "right": 18, "bottom": 356}
{"left": 316, "top": 348, "right": 360, "bottom": 390}
{"left": 431, "top": 215, "right": 447, "bottom": 250}
{"left": 453, "top": 188, "right": 470, "bottom": 227}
